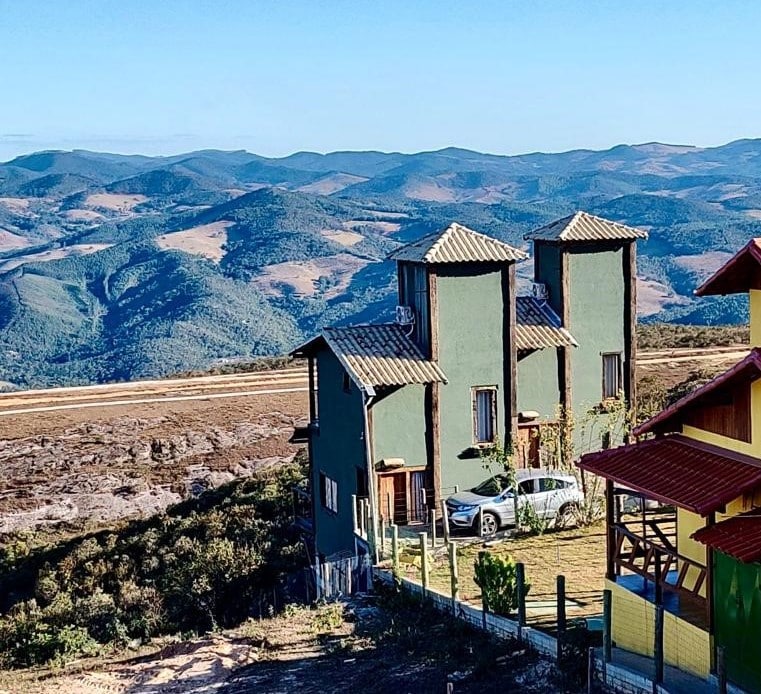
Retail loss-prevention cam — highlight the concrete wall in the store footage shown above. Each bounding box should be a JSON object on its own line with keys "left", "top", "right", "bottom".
{"left": 311, "top": 349, "right": 367, "bottom": 558}
{"left": 607, "top": 579, "right": 711, "bottom": 678}
{"left": 517, "top": 348, "right": 560, "bottom": 419}
{"left": 371, "top": 384, "right": 428, "bottom": 467}
{"left": 436, "top": 265, "right": 507, "bottom": 492}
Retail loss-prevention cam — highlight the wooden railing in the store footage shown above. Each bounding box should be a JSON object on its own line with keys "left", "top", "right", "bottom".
{"left": 352, "top": 495, "right": 371, "bottom": 540}
{"left": 612, "top": 524, "right": 707, "bottom": 611}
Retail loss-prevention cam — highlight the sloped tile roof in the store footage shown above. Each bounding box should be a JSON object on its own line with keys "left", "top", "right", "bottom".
{"left": 577, "top": 434, "right": 761, "bottom": 515}
{"left": 525, "top": 211, "right": 648, "bottom": 242}
{"left": 291, "top": 324, "right": 447, "bottom": 390}
{"left": 692, "top": 511, "right": 761, "bottom": 563}
{"left": 633, "top": 347, "right": 759, "bottom": 436}
{"left": 695, "top": 238, "right": 761, "bottom": 296}
{"left": 515, "top": 296, "right": 577, "bottom": 350}
{"left": 387, "top": 222, "right": 528, "bottom": 264}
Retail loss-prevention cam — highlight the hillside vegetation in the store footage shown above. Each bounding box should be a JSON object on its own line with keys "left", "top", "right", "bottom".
{"left": 2, "top": 141, "right": 761, "bottom": 386}
{"left": 0, "top": 460, "right": 306, "bottom": 668}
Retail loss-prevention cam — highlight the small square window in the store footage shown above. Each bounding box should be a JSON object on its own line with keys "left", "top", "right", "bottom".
{"left": 472, "top": 387, "right": 497, "bottom": 444}
{"left": 602, "top": 353, "right": 622, "bottom": 400}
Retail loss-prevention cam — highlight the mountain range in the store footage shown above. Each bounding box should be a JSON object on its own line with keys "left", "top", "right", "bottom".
{"left": 1, "top": 140, "right": 759, "bottom": 387}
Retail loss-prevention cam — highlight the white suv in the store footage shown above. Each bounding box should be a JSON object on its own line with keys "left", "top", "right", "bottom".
{"left": 445, "top": 468, "right": 584, "bottom": 535}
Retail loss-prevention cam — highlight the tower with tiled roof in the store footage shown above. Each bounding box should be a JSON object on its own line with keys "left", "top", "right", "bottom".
{"left": 525, "top": 211, "right": 648, "bottom": 418}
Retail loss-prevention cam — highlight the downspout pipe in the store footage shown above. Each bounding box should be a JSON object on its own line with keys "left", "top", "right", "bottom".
{"left": 362, "top": 384, "right": 379, "bottom": 563}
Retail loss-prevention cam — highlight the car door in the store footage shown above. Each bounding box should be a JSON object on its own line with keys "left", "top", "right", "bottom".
{"left": 494, "top": 479, "right": 534, "bottom": 525}
{"left": 533, "top": 477, "right": 565, "bottom": 519}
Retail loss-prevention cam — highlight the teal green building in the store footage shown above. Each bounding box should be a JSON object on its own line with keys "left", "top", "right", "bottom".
{"left": 293, "top": 213, "right": 646, "bottom": 558}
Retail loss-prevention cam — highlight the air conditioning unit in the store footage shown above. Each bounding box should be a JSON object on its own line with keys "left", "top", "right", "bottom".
{"left": 531, "top": 282, "right": 548, "bottom": 301}
{"left": 395, "top": 305, "right": 415, "bottom": 325}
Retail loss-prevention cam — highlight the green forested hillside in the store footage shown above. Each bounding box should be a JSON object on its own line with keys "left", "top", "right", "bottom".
{"left": 2, "top": 140, "right": 761, "bottom": 386}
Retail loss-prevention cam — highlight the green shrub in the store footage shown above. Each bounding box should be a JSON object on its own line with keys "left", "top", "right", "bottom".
{"left": 473, "top": 553, "right": 530, "bottom": 617}
{"left": 0, "top": 459, "right": 307, "bottom": 668}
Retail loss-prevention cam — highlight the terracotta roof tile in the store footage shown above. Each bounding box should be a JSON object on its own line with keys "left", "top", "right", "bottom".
{"left": 525, "top": 211, "right": 648, "bottom": 242}
{"left": 515, "top": 296, "right": 577, "bottom": 350}
{"left": 692, "top": 511, "right": 761, "bottom": 563}
{"left": 577, "top": 434, "right": 761, "bottom": 515}
{"left": 388, "top": 222, "right": 527, "bottom": 264}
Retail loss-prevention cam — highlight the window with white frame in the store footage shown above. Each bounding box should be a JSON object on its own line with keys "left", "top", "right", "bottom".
{"left": 319, "top": 472, "right": 338, "bottom": 513}
{"left": 602, "top": 352, "right": 622, "bottom": 400}
{"left": 472, "top": 386, "right": 497, "bottom": 444}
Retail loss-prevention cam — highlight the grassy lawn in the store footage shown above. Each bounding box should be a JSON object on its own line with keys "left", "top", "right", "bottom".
{"left": 407, "top": 522, "right": 608, "bottom": 623}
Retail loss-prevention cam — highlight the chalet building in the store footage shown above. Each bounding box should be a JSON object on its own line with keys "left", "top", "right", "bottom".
{"left": 293, "top": 212, "right": 646, "bottom": 558}
{"left": 579, "top": 238, "right": 761, "bottom": 691}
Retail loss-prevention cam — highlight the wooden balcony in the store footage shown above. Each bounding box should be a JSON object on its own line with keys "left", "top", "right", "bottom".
{"left": 611, "top": 523, "right": 708, "bottom": 629}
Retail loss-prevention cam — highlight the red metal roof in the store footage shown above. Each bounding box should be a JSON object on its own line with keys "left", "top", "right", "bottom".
{"left": 695, "top": 238, "right": 761, "bottom": 296}
{"left": 577, "top": 434, "right": 761, "bottom": 515}
{"left": 632, "top": 348, "right": 758, "bottom": 437}
{"left": 692, "top": 511, "right": 761, "bottom": 563}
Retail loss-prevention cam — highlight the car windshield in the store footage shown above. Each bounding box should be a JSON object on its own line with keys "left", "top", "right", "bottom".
{"left": 470, "top": 474, "right": 511, "bottom": 497}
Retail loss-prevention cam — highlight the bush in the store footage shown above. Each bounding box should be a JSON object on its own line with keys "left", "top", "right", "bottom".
{"left": 0, "top": 460, "right": 307, "bottom": 668}
{"left": 473, "top": 553, "right": 530, "bottom": 617}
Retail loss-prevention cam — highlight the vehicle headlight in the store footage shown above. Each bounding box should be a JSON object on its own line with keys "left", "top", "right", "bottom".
{"left": 455, "top": 504, "right": 476, "bottom": 512}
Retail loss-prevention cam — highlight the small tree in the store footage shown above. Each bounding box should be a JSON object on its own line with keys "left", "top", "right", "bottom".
{"left": 473, "top": 552, "right": 530, "bottom": 616}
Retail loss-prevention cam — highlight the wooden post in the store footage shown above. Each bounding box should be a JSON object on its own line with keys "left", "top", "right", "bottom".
{"left": 420, "top": 532, "right": 429, "bottom": 597}
{"left": 430, "top": 508, "right": 437, "bottom": 548}
{"left": 602, "top": 589, "right": 612, "bottom": 664}
{"left": 440, "top": 499, "right": 450, "bottom": 543}
{"left": 352, "top": 494, "right": 358, "bottom": 534}
{"left": 557, "top": 575, "right": 566, "bottom": 664}
{"left": 517, "top": 562, "right": 527, "bottom": 639}
{"left": 380, "top": 517, "right": 387, "bottom": 558}
{"left": 605, "top": 480, "right": 615, "bottom": 580}
{"left": 314, "top": 560, "right": 321, "bottom": 600}
{"left": 478, "top": 551, "right": 488, "bottom": 630}
{"left": 391, "top": 524, "right": 399, "bottom": 576}
{"left": 448, "top": 541, "right": 459, "bottom": 613}
{"left": 587, "top": 646, "right": 595, "bottom": 694}
{"left": 654, "top": 605, "right": 664, "bottom": 689}
{"left": 717, "top": 646, "right": 727, "bottom": 694}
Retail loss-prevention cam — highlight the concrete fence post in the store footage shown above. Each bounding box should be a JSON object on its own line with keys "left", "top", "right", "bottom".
{"left": 430, "top": 508, "right": 437, "bottom": 548}
{"left": 441, "top": 499, "right": 450, "bottom": 544}
{"left": 391, "top": 524, "right": 399, "bottom": 576}
{"left": 478, "top": 551, "right": 488, "bottom": 630}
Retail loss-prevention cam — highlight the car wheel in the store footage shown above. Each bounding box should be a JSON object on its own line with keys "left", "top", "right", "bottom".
{"left": 478, "top": 511, "right": 499, "bottom": 536}
{"left": 556, "top": 503, "right": 580, "bottom": 529}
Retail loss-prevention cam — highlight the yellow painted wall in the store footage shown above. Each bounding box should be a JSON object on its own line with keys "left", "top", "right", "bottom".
{"left": 676, "top": 508, "right": 707, "bottom": 598}
{"left": 608, "top": 579, "right": 711, "bottom": 679}
{"left": 751, "top": 289, "right": 761, "bottom": 347}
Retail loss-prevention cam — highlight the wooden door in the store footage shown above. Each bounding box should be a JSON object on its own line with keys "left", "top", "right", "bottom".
{"left": 378, "top": 474, "right": 407, "bottom": 524}
{"left": 409, "top": 471, "right": 428, "bottom": 523}
{"left": 517, "top": 425, "right": 541, "bottom": 468}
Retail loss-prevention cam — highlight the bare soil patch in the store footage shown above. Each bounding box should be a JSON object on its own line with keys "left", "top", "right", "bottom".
{"left": 251, "top": 253, "right": 370, "bottom": 298}
{"left": 155, "top": 221, "right": 233, "bottom": 261}
{"left": 0, "top": 244, "right": 113, "bottom": 272}
{"left": 84, "top": 194, "right": 148, "bottom": 213}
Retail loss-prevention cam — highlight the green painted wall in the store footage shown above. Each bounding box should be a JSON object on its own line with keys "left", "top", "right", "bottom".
{"left": 436, "top": 265, "right": 506, "bottom": 492}
{"left": 517, "top": 348, "right": 560, "bottom": 419}
{"left": 311, "top": 349, "right": 366, "bottom": 558}
{"left": 567, "top": 246, "right": 625, "bottom": 413}
{"left": 372, "top": 384, "right": 428, "bottom": 467}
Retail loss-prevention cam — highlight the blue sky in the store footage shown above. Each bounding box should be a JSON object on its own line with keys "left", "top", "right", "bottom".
{"left": 1, "top": 1, "right": 760, "bottom": 160}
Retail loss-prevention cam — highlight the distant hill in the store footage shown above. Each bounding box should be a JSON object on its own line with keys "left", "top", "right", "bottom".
{"left": 1, "top": 139, "right": 760, "bottom": 386}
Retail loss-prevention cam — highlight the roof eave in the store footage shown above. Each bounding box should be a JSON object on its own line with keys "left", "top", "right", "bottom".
{"left": 694, "top": 238, "right": 761, "bottom": 296}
